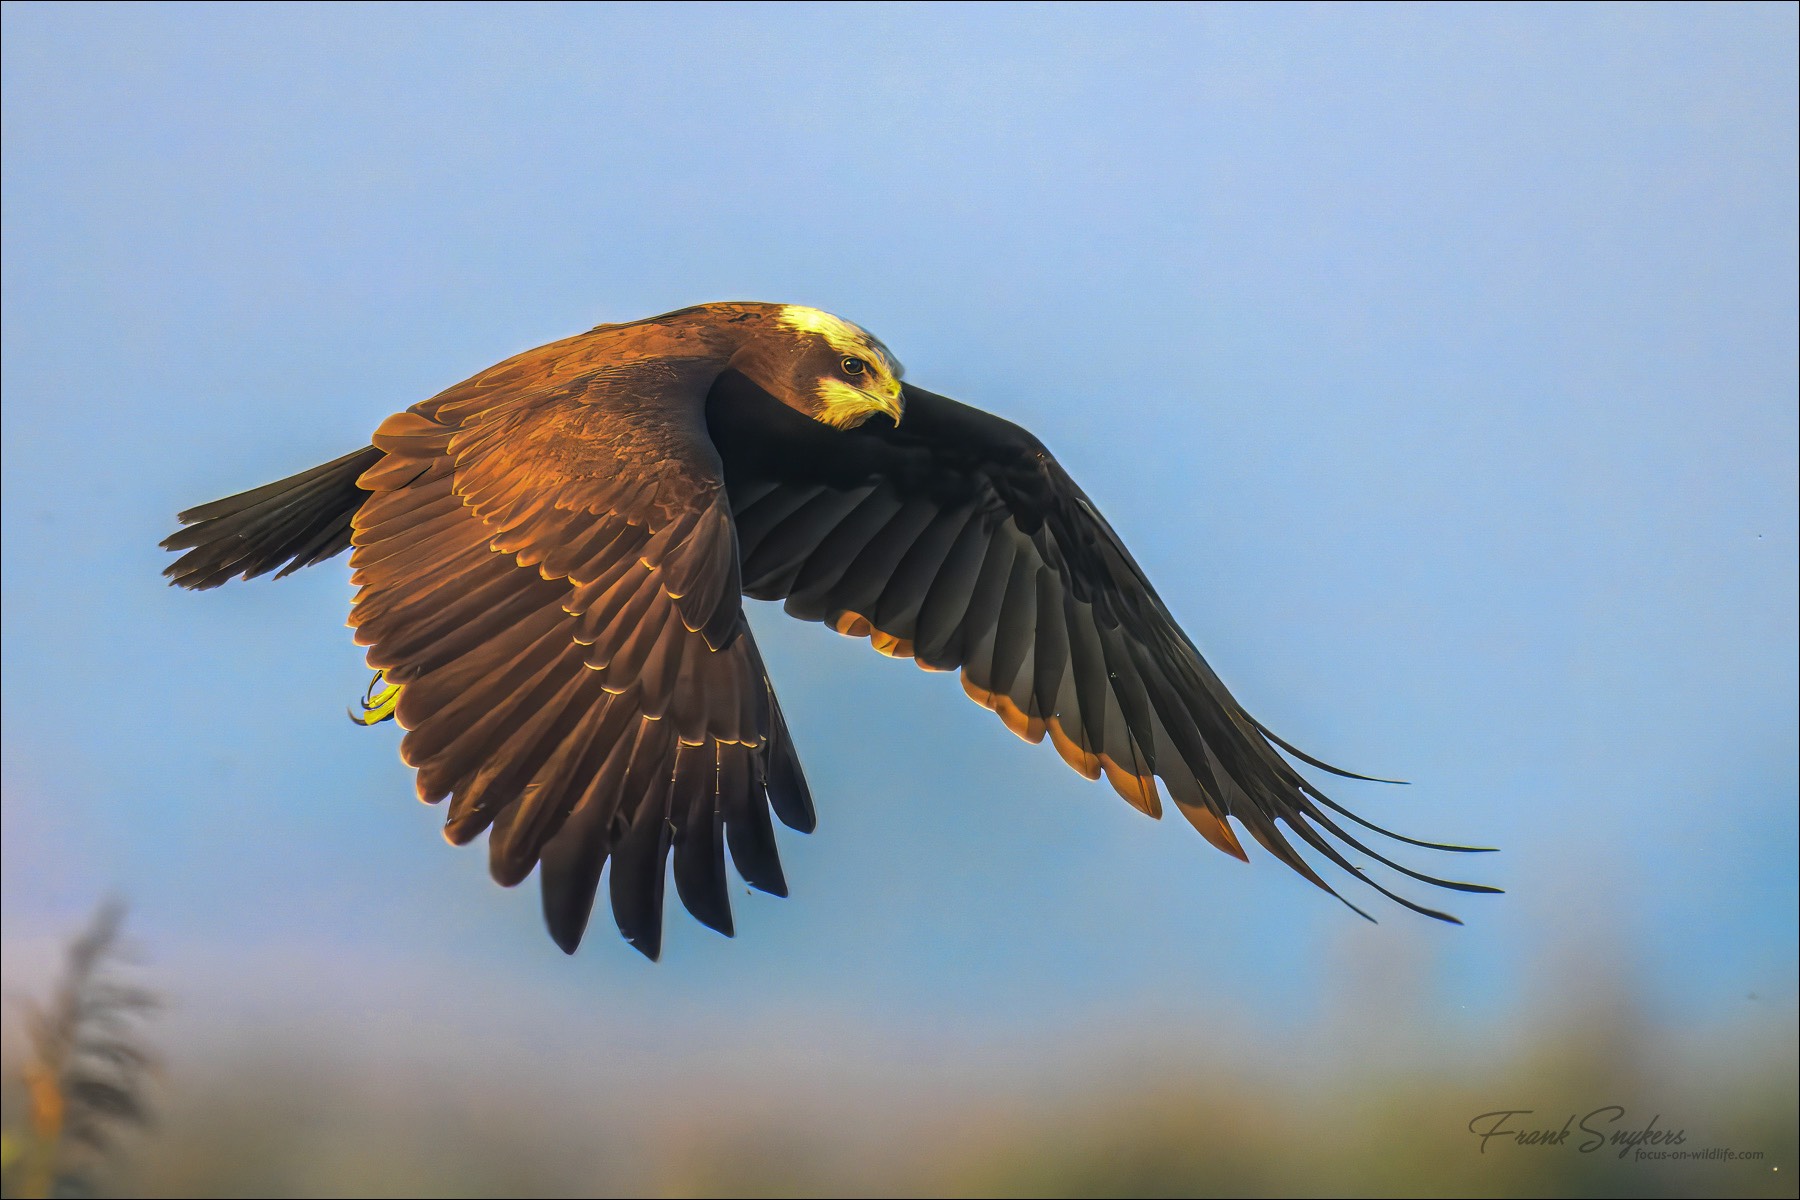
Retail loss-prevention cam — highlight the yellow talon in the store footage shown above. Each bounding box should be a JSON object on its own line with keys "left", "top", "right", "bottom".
{"left": 351, "top": 671, "right": 402, "bottom": 725}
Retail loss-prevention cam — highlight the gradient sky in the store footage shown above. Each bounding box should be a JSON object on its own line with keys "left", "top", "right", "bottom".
{"left": 3, "top": 1, "right": 1795, "bottom": 1080}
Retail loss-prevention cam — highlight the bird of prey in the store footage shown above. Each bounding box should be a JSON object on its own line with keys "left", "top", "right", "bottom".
{"left": 163, "top": 302, "right": 1494, "bottom": 959}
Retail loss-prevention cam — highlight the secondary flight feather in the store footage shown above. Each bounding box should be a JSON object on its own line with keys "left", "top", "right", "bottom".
{"left": 162, "top": 301, "right": 1496, "bottom": 959}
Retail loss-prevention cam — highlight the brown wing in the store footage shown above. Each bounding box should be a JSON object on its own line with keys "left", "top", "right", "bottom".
{"left": 350, "top": 348, "right": 812, "bottom": 959}
{"left": 708, "top": 373, "right": 1495, "bottom": 923}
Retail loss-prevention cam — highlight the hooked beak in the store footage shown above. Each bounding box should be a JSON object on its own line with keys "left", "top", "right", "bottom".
{"left": 815, "top": 378, "right": 905, "bottom": 430}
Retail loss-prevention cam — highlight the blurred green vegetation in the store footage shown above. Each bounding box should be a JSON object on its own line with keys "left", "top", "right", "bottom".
{"left": 3, "top": 907, "right": 1793, "bottom": 1198}
{"left": 3, "top": 992, "right": 1791, "bottom": 1198}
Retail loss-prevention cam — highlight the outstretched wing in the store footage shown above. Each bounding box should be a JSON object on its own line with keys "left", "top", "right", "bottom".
{"left": 707, "top": 373, "right": 1494, "bottom": 922}
{"left": 350, "top": 344, "right": 812, "bottom": 959}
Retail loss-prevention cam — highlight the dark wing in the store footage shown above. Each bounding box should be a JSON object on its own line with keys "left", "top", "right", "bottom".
{"left": 348, "top": 348, "right": 812, "bottom": 959}
{"left": 708, "top": 373, "right": 1494, "bottom": 922}
{"left": 161, "top": 446, "right": 383, "bottom": 589}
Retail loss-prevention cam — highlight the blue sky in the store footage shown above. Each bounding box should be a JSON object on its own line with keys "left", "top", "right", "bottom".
{"left": 2, "top": 0, "right": 1794, "bottom": 1077}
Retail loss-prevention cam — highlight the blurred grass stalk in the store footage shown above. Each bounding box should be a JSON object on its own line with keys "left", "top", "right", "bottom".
{"left": 2, "top": 901, "right": 157, "bottom": 1200}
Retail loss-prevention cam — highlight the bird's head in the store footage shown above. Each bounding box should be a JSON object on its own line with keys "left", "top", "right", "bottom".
{"left": 728, "top": 305, "right": 905, "bottom": 430}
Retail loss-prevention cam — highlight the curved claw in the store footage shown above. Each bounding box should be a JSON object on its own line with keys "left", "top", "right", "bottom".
{"left": 351, "top": 671, "right": 401, "bottom": 725}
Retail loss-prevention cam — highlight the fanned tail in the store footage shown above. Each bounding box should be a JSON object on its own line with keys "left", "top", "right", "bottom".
{"left": 162, "top": 446, "right": 380, "bottom": 589}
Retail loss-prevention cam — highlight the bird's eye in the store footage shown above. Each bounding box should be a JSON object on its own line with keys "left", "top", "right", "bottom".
{"left": 840, "top": 356, "right": 867, "bottom": 377}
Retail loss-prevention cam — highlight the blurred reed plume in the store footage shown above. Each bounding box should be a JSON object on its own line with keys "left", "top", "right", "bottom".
{"left": 1, "top": 901, "right": 157, "bottom": 1200}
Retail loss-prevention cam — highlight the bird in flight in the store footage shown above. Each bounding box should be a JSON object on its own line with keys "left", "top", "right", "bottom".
{"left": 163, "top": 302, "right": 1495, "bottom": 959}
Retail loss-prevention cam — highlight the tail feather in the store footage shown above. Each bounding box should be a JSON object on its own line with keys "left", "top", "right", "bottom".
{"left": 162, "top": 446, "right": 380, "bottom": 589}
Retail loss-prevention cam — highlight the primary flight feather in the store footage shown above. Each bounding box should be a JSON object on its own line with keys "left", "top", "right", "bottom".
{"left": 162, "top": 301, "right": 1495, "bottom": 959}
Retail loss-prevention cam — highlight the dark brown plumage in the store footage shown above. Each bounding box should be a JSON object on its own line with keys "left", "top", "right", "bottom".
{"left": 163, "top": 301, "right": 1495, "bottom": 959}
